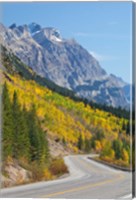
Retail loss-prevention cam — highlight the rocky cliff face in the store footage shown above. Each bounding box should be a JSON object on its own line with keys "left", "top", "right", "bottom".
{"left": 0, "top": 23, "right": 130, "bottom": 108}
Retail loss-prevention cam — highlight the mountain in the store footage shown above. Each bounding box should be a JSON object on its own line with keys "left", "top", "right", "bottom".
{"left": 1, "top": 45, "right": 129, "bottom": 119}
{"left": 0, "top": 23, "right": 130, "bottom": 108}
{"left": 1, "top": 45, "right": 76, "bottom": 98}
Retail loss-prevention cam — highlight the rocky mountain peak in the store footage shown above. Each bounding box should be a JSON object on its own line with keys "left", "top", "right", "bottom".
{"left": 0, "top": 22, "right": 130, "bottom": 108}
{"left": 28, "top": 22, "right": 42, "bottom": 35}
{"left": 8, "top": 24, "right": 31, "bottom": 38}
{"left": 42, "top": 27, "right": 62, "bottom": 42}
{"left": 9, "top": 23, "right": 17, "bottom": 29}
{"left": 32, "top": 27, "right": 63, "bottom": 43}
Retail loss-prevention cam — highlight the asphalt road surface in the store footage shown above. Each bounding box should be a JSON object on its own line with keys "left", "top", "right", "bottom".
{"left": 1, "top": 155, "right": 132, "bottom": 199}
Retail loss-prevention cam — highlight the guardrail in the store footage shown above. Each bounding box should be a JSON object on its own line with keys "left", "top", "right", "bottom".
{"left": 88, "top": 157, "right": 132, "bottom": 172}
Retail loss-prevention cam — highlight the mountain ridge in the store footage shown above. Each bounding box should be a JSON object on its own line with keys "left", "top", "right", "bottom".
{"left": 0, "top": 22, "right": 130, "bottom": 108}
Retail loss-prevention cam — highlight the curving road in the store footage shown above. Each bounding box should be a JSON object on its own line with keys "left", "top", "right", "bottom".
{"left": 1, "top": 155, "right": 132, "bottom": 199}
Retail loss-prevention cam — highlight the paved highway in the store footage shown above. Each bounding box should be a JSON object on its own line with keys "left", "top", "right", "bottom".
{"left": 1, "top": 155, "right": 132, "bottom": 199}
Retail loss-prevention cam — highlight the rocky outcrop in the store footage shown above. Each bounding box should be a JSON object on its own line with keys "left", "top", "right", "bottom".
{"left": 2, "top": 159, "right": 32, "bottom": 188}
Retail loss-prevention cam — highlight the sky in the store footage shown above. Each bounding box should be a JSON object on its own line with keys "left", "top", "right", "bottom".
{"left": 1, "top": 2, "right": 133, "bottom": 83}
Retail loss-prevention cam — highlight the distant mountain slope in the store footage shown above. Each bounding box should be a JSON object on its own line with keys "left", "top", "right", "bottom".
{"left": 1, "top": 45, "right": 75, "bottom": 98}
{"left": 1, "top": 46, "right": 129, "bottom": 119}
{"left": 0, "top": 23, "right": 130, "bottom": 108}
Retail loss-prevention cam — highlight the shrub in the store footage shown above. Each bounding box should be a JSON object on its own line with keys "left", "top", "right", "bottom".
{"left": 30, "top": 163, "right": 45, "bottom": 181}
{"left": 30, "top": 162, "right": 53, "bottom": 182}
{"left": 121, "top": 149, "right": 129, "bottom": 164}
{"left": 43, "top": 167, "right": 53, "bottom": 180}
{"left": 115, "top": 159, "right": 129, "bottom": 168}
{"left": 49, "top": 158, "right": 68, "bottom": 176}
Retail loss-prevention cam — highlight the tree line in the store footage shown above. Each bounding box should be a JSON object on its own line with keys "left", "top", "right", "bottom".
{"left": 2, "top": 82, "right": 49, "bottom": 164}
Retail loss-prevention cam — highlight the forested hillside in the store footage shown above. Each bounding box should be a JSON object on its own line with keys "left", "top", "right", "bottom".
{"left": 1, "top": 46, "right": 131, "bottom": 186}
{"left": 2, "top": 72, "right": 131, "bottom": 165}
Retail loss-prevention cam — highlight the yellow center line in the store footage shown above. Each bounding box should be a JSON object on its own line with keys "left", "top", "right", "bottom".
{"left": 40, "top": 157, "right": 125, "bottom": 198}
{"left": 41, "top": 174, "right": 124, "bottom": 198}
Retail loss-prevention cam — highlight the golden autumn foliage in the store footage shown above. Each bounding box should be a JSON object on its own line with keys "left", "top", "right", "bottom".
{"left": 4, "top": 73, "right": 130, "bottom": 167}
{"left": 122, "top": 149, "right": 129, "bottom": 163}
{"left": 43, "top": 168, "right": 53, "bottom": 180}
{"left": 94, "top": 140, "right": 102, "bottom": 153}
{"left": 7, "top": 76, "right": 122, "bottom": 133}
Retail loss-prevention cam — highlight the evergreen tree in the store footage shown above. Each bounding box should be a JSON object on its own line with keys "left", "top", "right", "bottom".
{"left": 77, "top": 134, "right": 83, "bottom": 150}
{"left": 12, "top": 91, "right": 30, "bottom": 161}
{"left": 91, "top": 136, "right": 95, "bottom": 149}
{"left": 126, "top": 121, "right": 130, "bottom": 135}
{"left": 95, "top": 128, "right": 105, "bottom": 140}
{"left": 122, "top": 120, "right": 126, "bottom": 131}
{"left": 27, "top": 104, "right": 39, "bottom": 161}
{"left": 84, "top": 139, "right": 91, "bottom": 153}
{"left": 19, "top": 105, "right": 31, "bottom": 161}
{"left": 112, "top": 139, "right": 123, "bottom": 159}
{"left": 38, "top": 128, "right": 49, "bottom": 163}
{"left": 2, "top": 82, "right": 13, "bottom": 159}
{"left": 27, "top": 104, "right": 49, "bottom": 163}
{"left": 12, "top": 91, "right": 22, "bottom": 158}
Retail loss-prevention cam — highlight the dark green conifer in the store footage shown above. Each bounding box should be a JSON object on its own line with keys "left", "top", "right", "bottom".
{"left": 126, "top": 121, "right": 130, "bottom": 135}
{"left": 18, "top": 105, "right": 31, "bottom": 161}
{"left": 12, "top": 91, "right": 22, "bottom": 158}
{"left": 112, "top": 139, "right": 123, "bottom": 159}
{"left": 84, "top": 139, "right": 91, "bottom": 153}
{"left": 77, "top": 134, "right": 83, "bottom": 150}
{"left": 27, "top": 104, "right": 49, "bottom": 163}
{"left": 2, "top": 82, "right": 13, "bottom": 159}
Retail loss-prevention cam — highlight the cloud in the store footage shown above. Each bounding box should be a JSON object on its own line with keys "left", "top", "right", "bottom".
{"left": 89, "top": 51, "right": 118, "bottom": 62}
